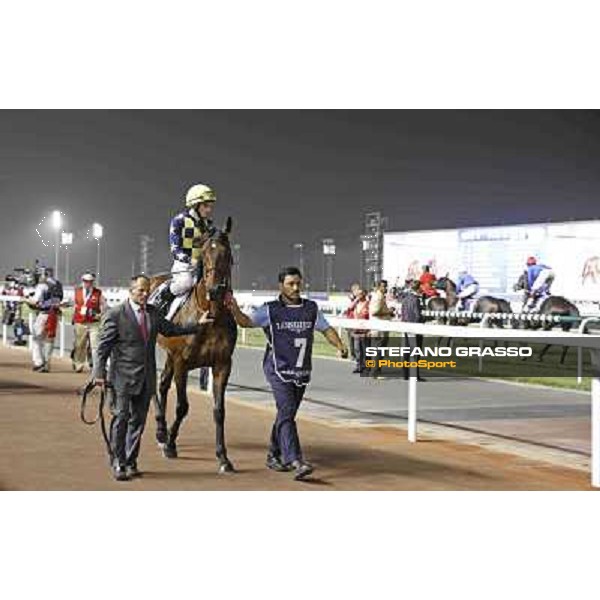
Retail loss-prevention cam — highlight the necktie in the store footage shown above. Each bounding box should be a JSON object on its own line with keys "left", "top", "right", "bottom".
{"left": 139, "top": 306, "right": 148, "bottom": 343}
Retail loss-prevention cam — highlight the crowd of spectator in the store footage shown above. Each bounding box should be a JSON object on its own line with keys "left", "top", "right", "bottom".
{"left": 343, "top": 268, "right": 430, "bottom": 379}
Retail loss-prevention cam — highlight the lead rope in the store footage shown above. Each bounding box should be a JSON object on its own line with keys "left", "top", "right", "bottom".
{"left": 79, "top": 380, "right": 113, "bottom": 461}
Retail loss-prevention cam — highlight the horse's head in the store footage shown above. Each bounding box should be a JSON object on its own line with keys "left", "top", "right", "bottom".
{"left": 193, "top": 217, "right": 233, "bottom": 304}
{"left": 435, "top": 275, "right": 455, "bottom": 293}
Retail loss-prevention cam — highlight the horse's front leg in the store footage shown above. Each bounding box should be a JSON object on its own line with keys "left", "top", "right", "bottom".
{"left": 155, "top": 354, "right": 173, "bottom": 450}
{"left": 212, "top": 362, "right": 234, "bottom": 474}
{"left": 164, "top": 366, "right": 189, "bottom": 459}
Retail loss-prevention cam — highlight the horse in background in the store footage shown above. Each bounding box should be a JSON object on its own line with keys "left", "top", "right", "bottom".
{"left": 513, "top": 272, "right": 579, "bottom": 331}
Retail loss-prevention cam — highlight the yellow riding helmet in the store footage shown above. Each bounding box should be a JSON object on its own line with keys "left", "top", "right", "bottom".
{"left": 185, "top": 183, "right": 216, "bottom": 207}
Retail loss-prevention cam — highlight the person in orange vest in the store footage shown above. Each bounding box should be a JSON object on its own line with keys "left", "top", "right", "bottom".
{"left": 72, "top": 272, "right": 106, "bottom": 373}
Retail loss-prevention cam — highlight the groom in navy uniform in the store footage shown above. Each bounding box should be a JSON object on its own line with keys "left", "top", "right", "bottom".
{"left": 228, "top": 266, "right": 348, "bottom": 480}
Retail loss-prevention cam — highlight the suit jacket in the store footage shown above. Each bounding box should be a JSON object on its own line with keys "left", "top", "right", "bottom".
{"left": 93, "top": 301, "right": 200, "bottom": 397}
{"left": 399, "top": 291, "right": 423, "bottom": 323}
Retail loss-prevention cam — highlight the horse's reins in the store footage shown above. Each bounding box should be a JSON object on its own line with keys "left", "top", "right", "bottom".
{"left": 79, "top": 380, "right": 113, "bottom": 460}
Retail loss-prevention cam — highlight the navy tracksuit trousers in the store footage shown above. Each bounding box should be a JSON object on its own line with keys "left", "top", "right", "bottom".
{"left": 264, "top": 358, "right": 307, "bottom": 464}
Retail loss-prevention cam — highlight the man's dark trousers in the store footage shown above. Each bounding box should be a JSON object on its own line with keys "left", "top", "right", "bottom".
{"left": 110, "top": 381, "right": 152, "bottom": 468}
{"left": 265, "top": 363, "right": 306, "bottom": 465}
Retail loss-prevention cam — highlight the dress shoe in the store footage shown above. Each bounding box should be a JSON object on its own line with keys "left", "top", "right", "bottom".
{"left": 290, "top": 459, "right": 314, "bottom": 481}
{"left": 266, "top": 454, "right": 291, "bottom": 472}
{"left": 112, "top": 464, "right": 130, "bottom": 482}
{"left": 126, "top": 464, "right": 142, "bottom": 478}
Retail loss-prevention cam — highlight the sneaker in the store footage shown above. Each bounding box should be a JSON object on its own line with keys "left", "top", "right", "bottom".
{"left": 126, "top": 464, "right": 142, "bottom": 478}
{"left": 266, "top": 454, "right": 291, "bottom": 472}
{"left": 291, "top": 459, "right": 314, "bottom": 481}
{"left": 32, "top": 364, "right": 44, "bottom": 372}
{"left": 112, "top": 464, "right": 130, "bottom": 482}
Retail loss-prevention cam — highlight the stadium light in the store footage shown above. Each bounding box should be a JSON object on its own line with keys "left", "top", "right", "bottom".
{"left": 52, "top": 210, "right": 62, "bottom": 229}
{"left": 92, "top": 223, "right": 104, "bottom": 239}
{"left": 92, "top": 223, "right": 104, "bottom": 284}
{"left": 61, "top": 232, "right": 73, "bottom": 285}
{"left": 51, "top": 210, "right": 62, "bottom": 279}
{"left": 322, "top": 238, "right": 336, "bottom": 293}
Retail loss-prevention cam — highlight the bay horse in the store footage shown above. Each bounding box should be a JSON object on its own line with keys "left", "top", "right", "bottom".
{"left": 429, "top": 276, "right": 512, "bottom": 348}
{"left": 149, "top": 219, "right": 238, "bottom": 473}
{"left": 513, "top": 272, "right": 579, "bottom": 331}
{"left": 513, "top": 271, "right": 580, "bottom": 363}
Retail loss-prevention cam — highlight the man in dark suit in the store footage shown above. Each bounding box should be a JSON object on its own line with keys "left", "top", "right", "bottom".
{"left": 399, "top": 281, "right": 426, "bottom": 382}
{"left": 93, "top": 274, "right": 212, "bottom": 481}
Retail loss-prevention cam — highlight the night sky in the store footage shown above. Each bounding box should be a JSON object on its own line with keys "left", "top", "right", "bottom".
{"left": 1, "top": 110, "right": 599, "bottom": 289}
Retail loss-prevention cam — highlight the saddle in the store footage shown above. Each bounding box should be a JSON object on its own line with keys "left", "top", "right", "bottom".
{"left": 148, "top": 281, "right": 191, "bottom": 321}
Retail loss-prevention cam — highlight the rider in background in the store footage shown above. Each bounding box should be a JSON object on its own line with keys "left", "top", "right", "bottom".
{"left": 524, "top": 256, "right": 555, "bottom": 311}
{"left": 153, "top": 183, "right": 216, "bottom": 317}
{"left": 455, "top": 267, "right": 479, "bottom": 311}
{"left": 419, "top": 265, "right": 439, "bottom": 298}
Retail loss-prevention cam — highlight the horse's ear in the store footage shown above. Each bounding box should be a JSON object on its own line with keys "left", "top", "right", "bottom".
{"left": 224, "top": 217, "right": 232, "bottom": 235}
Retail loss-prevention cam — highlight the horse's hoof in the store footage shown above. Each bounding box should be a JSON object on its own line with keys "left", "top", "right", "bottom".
{"left": 163, "top": 445, "right": 178, "bottom": 459}
{"left": 218, "top": 460, "right": 235, "bottom": 474}
{"left": 156, "top": 429, "right": 168, "bottom": 446}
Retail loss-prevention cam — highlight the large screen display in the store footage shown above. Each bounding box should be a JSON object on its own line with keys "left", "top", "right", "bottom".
{"left": 383, "top": 221, "right": 600, "bottom": 301}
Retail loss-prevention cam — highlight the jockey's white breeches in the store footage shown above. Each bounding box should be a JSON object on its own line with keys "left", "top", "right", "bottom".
{"left": 531, "top": 270, "right": 554, "bottom": 293}
{"left": 457, "top": 284, "right": 478, "bottom": 299}
{"left": 169, "top": 260, "right": 195, "bottom": 296}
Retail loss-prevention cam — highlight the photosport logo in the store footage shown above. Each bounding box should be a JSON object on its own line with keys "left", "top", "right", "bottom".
{"left": 360, "top": 336, "right": 600, "bottom": 379}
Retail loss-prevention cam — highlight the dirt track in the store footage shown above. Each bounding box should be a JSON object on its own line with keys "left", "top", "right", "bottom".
{"left": 0, "top": 345, "right": 593, "bottom": 490}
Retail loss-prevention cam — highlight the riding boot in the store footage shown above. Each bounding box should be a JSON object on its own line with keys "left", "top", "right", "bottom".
{"left": 156, "top": 286, "right": 176, "bottom": 318}
{"left": 524, "top": 296, "right": 537, "bottom": 313}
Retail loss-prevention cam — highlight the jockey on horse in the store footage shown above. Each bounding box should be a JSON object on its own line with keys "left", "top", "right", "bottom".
{"left": 419, "top": 264, "right": 439, "bottom": 299}
{"left": 152, "top": 183, "right": 217, "bottom": 319}
{"left": 455, "top": 267, "right": 479, "bottom": 311}
{"left": 523, "top": 256, "right": 555, "bottom": 312}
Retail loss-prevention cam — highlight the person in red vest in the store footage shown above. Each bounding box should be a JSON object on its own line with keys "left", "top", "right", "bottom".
{"left": 419, "top": 264, "right": 439, "bottom": 298}
{"left": 72, "top": 272, "right": 105, "bottom": 373}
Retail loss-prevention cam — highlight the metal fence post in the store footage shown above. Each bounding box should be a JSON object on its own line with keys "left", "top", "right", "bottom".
{"left": 28, "top": 313, "right": 33, "bottom": 349}
{"left": 478, "top": 314, "right": 491, "bottom": 373}
{"left": 408, "top": 334, "right": 418, "bottom": 443}
{"left": 593, "top": 376, "right": 600, "bottom": 488}
{"left": 207, "top": 367, "right": 214, "bottom": 392}
{"left": 59, "top": 316, "right": 66, "bottom": 358}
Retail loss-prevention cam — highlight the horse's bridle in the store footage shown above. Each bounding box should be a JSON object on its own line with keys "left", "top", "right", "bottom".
{"left": 196, "top": 231, "right": 233, "bottom": 303}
